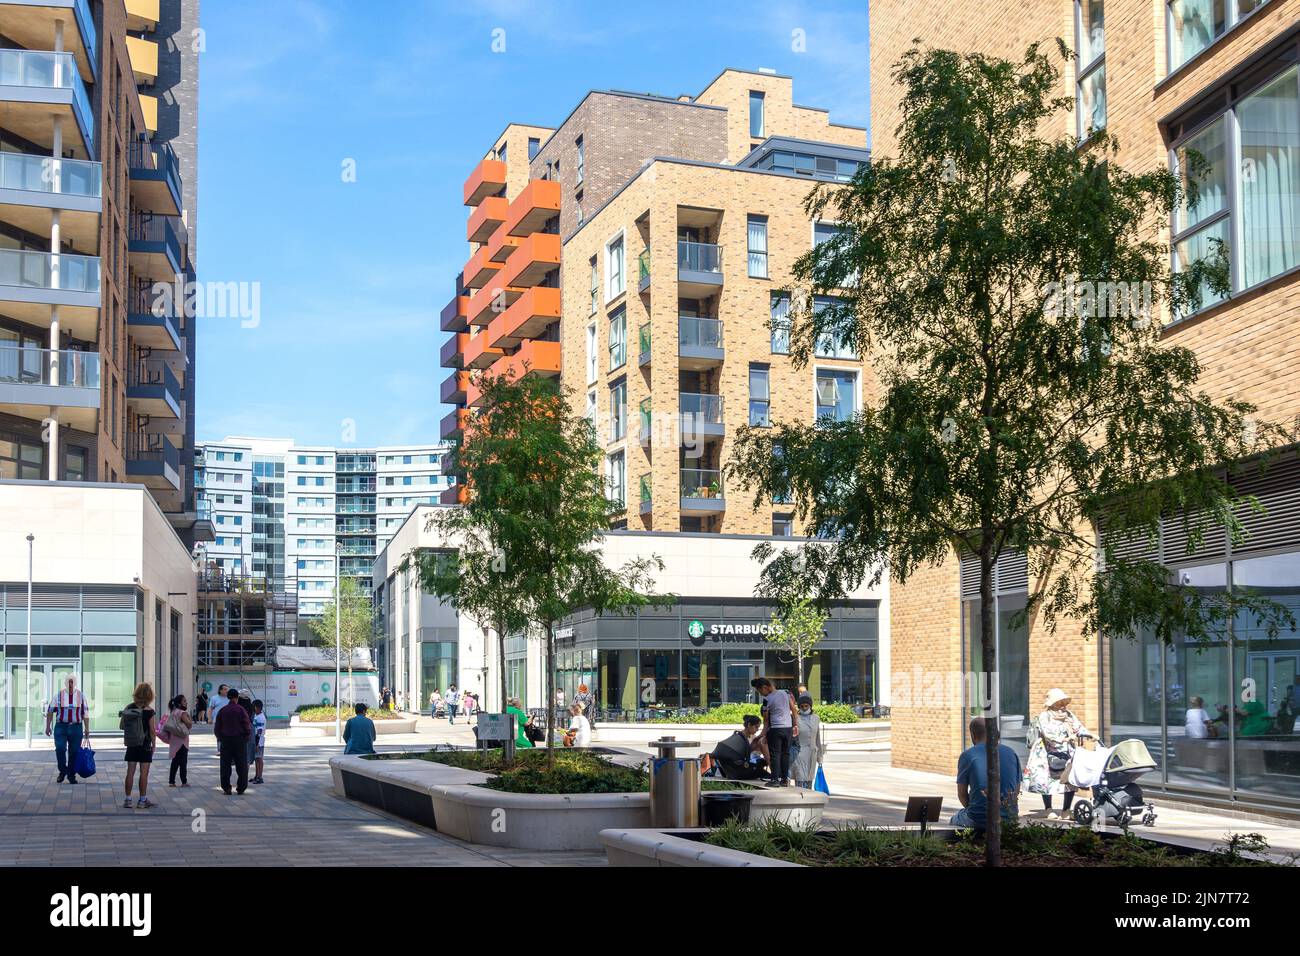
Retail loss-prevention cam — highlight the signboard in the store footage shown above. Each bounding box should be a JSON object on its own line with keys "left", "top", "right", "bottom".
{"left": 477, "top": 713, "right": 515, "bottom": 742}
{"left": 194, "top": 670, "right": 379, "bottom": 718}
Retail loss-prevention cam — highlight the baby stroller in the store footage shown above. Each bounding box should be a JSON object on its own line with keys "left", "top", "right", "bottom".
{"left": 1067, "top": 739, "right": 1158, "bottom": 829}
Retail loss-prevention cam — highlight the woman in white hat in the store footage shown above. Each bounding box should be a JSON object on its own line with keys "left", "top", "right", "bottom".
{"left": 1025, "top": 688, "right": 1091, "bottom": 818}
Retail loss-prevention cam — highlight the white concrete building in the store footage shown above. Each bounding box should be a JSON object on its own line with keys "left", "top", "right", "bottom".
{"left": 372, "top": 504, "right": 890, "bottom": 717}
{"left": 0, "top": 481, "right": 197, "bottom": 737}
{"left": 195, "top": 438, "right": 453, "bottom": 624}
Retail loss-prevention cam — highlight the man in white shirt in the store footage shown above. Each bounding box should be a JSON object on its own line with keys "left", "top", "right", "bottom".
{"left": 753, "top": 676, "right": 798, "bottom": 787}
{"left": 43, "top": 675, "right": 90, "bottom": 784}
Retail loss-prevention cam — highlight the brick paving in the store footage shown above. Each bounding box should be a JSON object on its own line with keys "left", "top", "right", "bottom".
{"left": 0, "top": 725, "right": 604, "bottom": 867}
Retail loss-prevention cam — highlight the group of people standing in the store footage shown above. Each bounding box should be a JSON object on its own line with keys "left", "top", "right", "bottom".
{"left": 708, "top": 677, "right": 828, "bottom": 789}
{"left": 42, "top": 676, "right": 267, "bottom": 807}
{"left": 426, "top": 685, "right": 479, "bottom": 724}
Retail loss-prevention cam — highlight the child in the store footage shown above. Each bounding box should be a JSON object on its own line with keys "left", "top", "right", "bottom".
{"left": 1185, "top": 696, "right": 1212, "bottom": 739}
{"left": 251, "top": 699, "right": 267, "bottom": 784}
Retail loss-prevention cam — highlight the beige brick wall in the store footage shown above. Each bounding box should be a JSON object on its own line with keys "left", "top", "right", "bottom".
{"left": 559, "top": 159, "right": 867, "bottom": 536}
{"left": 694, "top": 69, "right": 867, "bottom": 161}
{"left": 871, "top": 0, "right": 1300, "bottom": 773}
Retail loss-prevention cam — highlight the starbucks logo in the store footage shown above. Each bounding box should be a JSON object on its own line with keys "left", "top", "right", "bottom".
{"left": 687, "top": 619, "right": 706, "bottom": 645}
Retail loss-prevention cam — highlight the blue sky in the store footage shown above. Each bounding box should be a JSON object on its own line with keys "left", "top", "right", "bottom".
{"left": 195, "top": 0, "right": 871, "bottom": 446}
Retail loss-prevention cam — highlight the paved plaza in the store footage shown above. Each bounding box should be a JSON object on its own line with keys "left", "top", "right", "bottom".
{"left": 1, "top": 715, "right": 1296, "bottom": 866}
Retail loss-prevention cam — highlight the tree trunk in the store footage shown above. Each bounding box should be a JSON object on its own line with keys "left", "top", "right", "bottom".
{"left": 980, "top": 548, "right": 1001, "bottom": 867}
{"left": 495, "top": 619, "right": 508, "bottom": 713}
{"left": 545, "top": 621, "right": 556, "bottom": 764}
{"left": 797, "top": 649, "right": 805, "bottom": 686}
{"left": 347, "top": 663, "right": 354, "bottom": 708}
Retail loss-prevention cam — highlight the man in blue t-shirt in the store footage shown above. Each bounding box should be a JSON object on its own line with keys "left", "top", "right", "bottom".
{"left": 952, "top": 717, "right": 1021, "bottom": 829}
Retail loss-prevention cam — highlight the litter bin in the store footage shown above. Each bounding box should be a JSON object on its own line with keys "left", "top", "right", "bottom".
{"left": 701, "top": 791, "right": 755, "bottom": 826}
{"left": 648, "top": 737, "right": 701, "bottom": 828}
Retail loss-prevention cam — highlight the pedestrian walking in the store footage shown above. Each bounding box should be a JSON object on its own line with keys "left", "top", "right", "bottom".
{"left": 238, "top": 689, "right": 256, "bottom": 770}
{"left": 195, "top": 689, "right": 209, "bottom": 723}
{"left": 446, "top": 684, "right": 460, "bottom": 725}
{"left": 120, "top": 683, "right": 158, "bottom": 809}
{"left": 343, "top": 702, "right": 377, "bottom": 755}
{"left": 213, "top": 687, "right": 252, "bottom": 795}
{"left": 574, "top": 683, "right": 595, "bottom": 729}
{"left": 429, "top": 689, "right": 442, "bottom": 719}
{"left": 462, "top": 691, "right": 476, "bottom": 723}
{"left": 251, "top": 699, "right": 267, "bottom": 784}
{"left": 791, "top": 695, "right": 826, "bottom": 789}
{"left": 162, "top": 694, "right": 193, "bottom": 787}
{"left": 44, "top": 674, "right": 90, "bottom": 784}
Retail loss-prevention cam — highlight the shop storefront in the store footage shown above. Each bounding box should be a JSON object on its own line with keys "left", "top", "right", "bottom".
{"left": 555, "top": 598, "right": 880, "bottom": 720}
{"left": 0, "top": 583, "right": 142, "bottom": 737}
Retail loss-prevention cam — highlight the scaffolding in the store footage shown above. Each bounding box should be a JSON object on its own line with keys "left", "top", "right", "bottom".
{"left": 195, "top": 562, "right": 299, "bottom": 686}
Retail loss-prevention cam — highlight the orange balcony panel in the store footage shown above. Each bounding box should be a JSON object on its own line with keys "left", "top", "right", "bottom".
{"left": 440, "top": 369, "right": 470, "bottom": 405}
{"left": 463, "top": 158, "right": 506, "bottom": 207}
{"left": 440, "top": 293, "right": 469, "bottom": 333}
{"left": 504, "top": 179, "right": 562, "bottom": 237}
{"left": 500, "top": 232, "right": 561, "bottom": 289}
{"left": 487, "top": 286, "right": 562, "bottom": 350}
{"left": 466, "top": 195, "right": 508, "bottom": 244}
{"left": 440, "top": 407, "right": 470, "bottom": 442}
{"left": 488, "top": 338, "right": 562, "bottom": 385}
{"left": 463, "top": 246, "right": 502, "bottom": 290}
{"left": 462, "top": 329, "right": 505, "bottom": 370}
{"left": 440, "top": 332, "right": 470, "bottom": 369}
{"left": 467, "top": 276, "right": 522, "bottom": 327}
{"left": 487, "top": 229, "right": 522, "bottom": 264}
{"left": 440, "top": 485, "right": 468, "bottom": 505}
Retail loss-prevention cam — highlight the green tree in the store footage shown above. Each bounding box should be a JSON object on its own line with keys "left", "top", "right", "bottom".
{"left": 308, "top": 576, "right": 375, "bottom": 707}
{"left": 768, "top": 597, "right": 827, "bottom": 687}
{"left": 456, "top": 370, "right": 664, "bottom": 759}
{"left": 730, "top": 44, "right": 1294, "bottom": 866}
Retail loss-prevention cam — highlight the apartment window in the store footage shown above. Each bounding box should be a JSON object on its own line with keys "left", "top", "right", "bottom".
{"left": 1075, "top": 0, "right": 1106, "bottom": 139}
{"left": 747, "top": 215, "right": 769, "bottom": 278}
{"left": 770, "top": 293, "right": 791, "bottom": 354}
{"left": 575, "top": 135, "right": 585, "bottom": 185}
{"left": 1168, "top": 0, "right": 1268, "bottom": 72}
{"left": 589, "top": 257, "right": 599, "bottom": 315}
{"left": 1170, "top": 62, "right": 1300, "bottom": 315}
{"left": 576, "top": 189, "right": 584, "bottom": 225}
{"left": 749, "top": 365, "right": 771, "bottom": 426}
{"left": 528, "top": 137, "right": 541, "bottom": 160}
{"left": 609, "top": 305, "right": 627, "bottom": 371}
{"left": 606, "top": 233, "right": 625, "bottom": 301}
{"left": 750, "top": 90, "right": 765, "bottom": 138}
{"left": 816, "top": 369, "right": 858, "bottom": 423}
{"left": 586, "top": 322, "right": 598, "bottom": 383}
{"left": 297, "top": 455, "right": 306, "bottom": 465}
{"left": 814, "top": 297, "right": 858, "bottom": 359}
{"left": 586, "top": 390, "right": 597, "bottom": 432}
{"left": 607, "top": 451, "right": 626, "bottom": 508}
{"left": 814, "top": 221, "right": 844, "bottom": 247}
{"left": 773, "top": 514, "right": 794, "bottom": 537}
{"left": 215, "top": 452, "right": 225, "bottom": 461}
{"left": 0, "top": 433, "right": 43, "bottom": 479}
{"left": 609, "top": 379, "right": 627, "bottom": 442}
{"left": 64, "top": 448, "right": 86, "bottom": 482}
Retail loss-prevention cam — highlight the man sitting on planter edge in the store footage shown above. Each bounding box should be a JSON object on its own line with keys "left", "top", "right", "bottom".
{"left": 951, "top": 717, "right": 1021, "bottom": 830}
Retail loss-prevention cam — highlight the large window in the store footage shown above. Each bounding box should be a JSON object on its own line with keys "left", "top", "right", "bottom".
{"left": 1168, "top": 0, "right": 1268, "bottom": 72}
{"left": 770, "top": 293, "right": 791, "bottom": 354}
{"left": 606, "top": 234, "right": 625, "bottom": 301}
{"left": 1075, "top": 0, "right": 1106, "bottom": 139}
{"left": 609, "top": 379, "right": 626, "bottom": 442}
{"left": 586, "top": 321, "right": 598, "bottom": 383}
{"left": 815, "top": 368, "right": 857, "bottom": 422}
{"left": 748, "top": 364, "right": 770, "bottom": 426}
{"left": 747, "top": 215, "right": 768, "bottom": 278}
{"left": 589, "top": 256, "right": 598, "bottom": 316}
{"left": 607, "top": 451, "right": 626, "bottom": 508}
{"left": 1171, "top": 64, "right": 1300, "bottom": 315}
{"left": 749, "top": 90, "right": 765, "bottom": 139}
{"left": 608, "top": 306, "right": 626, "bottom": 371}
{"left": 575, "top": 135, "right": 585, "bottom": 184}
{"left": 813, "top": 296, "right": 858, "bottom": 359}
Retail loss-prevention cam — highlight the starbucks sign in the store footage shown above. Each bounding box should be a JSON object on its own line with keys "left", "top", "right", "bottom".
{"left": 687, "top": 620, "right": 776, "bottom": 647}
{"left": 687, "top": 620, "right": 705, "bottom": 640}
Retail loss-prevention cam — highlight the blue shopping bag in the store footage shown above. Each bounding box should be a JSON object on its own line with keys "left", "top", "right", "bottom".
{"left": 813, "top": 764, "right": 829, "bottom": 795}
{"left": 73, "top": 744, "right": 97, "bottom": 779}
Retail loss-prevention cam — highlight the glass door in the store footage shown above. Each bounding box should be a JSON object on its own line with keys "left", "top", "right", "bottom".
{"left": 723, "top": 660, "right": 760, "bottom": 704}
{"left": 4, "top": 660, "right": 78, "bottom": 738}
{"left": 1247, "top": 652, "right": 1300, "bottom": 713}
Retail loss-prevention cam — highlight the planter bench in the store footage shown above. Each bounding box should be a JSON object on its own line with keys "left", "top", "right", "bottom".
{"left": 329, "top": 751, "right": 827, "bottom": 851}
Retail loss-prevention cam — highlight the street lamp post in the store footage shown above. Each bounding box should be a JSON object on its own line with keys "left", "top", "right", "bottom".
{"left": 335, "top": 540, "right": 342, "bottom": 743}
{"left": 25, "top": 533, "right": 34, "bottom": 748}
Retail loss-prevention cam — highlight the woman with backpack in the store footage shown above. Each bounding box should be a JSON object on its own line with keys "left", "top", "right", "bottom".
{"left": 161, "top": 694, "right": 193, "bottom": 787}
{"left": 120, "top": 683, "right": 157, "bottom": 809}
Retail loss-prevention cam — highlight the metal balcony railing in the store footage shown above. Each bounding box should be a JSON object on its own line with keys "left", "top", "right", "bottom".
{"left": 677, "top": 240, "right": 721, "bottom": 274}
{"left": 0, "top": 152, "right": 101, "bottom": 198}
{"left": 0, "top": 346, "right": 100, "bottom": 388}
{"left": 0, "top": 248, "right": 100, "bottom": 294}
{"left": 679, "top": 391, "right": 723, "bottom": 425}
{"left": 0, "top": 50, "right": 94, "bottom": 144}
{"left": 681, "top": 468, "right": 723, "bottom": 500}
{"left": 679, "top": 316, "right": 723, "bottom": 350}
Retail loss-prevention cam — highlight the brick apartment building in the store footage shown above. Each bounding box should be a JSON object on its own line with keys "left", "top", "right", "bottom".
{"left": 872, "top": 0, "right": 1300, "bottom": 811}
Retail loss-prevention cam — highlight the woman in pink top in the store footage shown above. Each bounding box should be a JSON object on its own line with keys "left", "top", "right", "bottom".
{"left": 159, "top": 694, "right": 194, "bottom": 787}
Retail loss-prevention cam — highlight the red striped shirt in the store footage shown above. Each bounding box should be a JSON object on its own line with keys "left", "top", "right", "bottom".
{"left": 49, "top": 689, "right": 87, "bottom": 724}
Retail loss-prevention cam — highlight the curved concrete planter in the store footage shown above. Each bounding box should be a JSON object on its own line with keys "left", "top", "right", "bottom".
{"left": 291, "top": 715, "right": 418, "bottom": 737}
{"left": 329, "top": 752, "right": 827, "bottom": 851}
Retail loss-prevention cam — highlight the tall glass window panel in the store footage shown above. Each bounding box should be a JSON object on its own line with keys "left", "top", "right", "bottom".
{"left": 640, "top": 649, "right": 681, "bottom": 710}
{"left": 609, "top": 380, "right": 626, "bottom": 442}
{"left": 1176, "top": 117, "right": 1228, "bottom": 232}
{"left": 749, "top": 90, "right": 765, "bottom": 139}
{"left": 606, "top": 236, "right": 625, "bottom": 300}
{"left": 748, "top": 365, "right": 770, "bottom": 426}
{"left": 1077, "top": 0, "right": 1105, "bottom": 65}
{"left": 747, "top": 216, "right": 768, "bottom": 278}
{"left": 815, "top": 369, "right": 856, "bottom": 423}
{"left": 1174, "top": 215, "right": 1230, "bottom": 313}
{"left": 1168, "top": 0, "right": 1226, "bottom": 70}
{"left": 1230, "top": 551, "right": 1300, "bottom": 800}
{"left": 608, "top": 307, "right": 626, "bottom": 370}
{"left": 1239, "top": 67, "right": 1300, "bottom": 289}
{"left": 770, "top": 293, "right": 791, "bottom": 354}
{"left": 998, "top": 592, "right": 1031, "bottom": 762}
{"left": 1077, "top": 63, "right": 1107, "bottom": 138}
{"left": 1166, "top": 562, "right": 1231, "bottom": 792}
